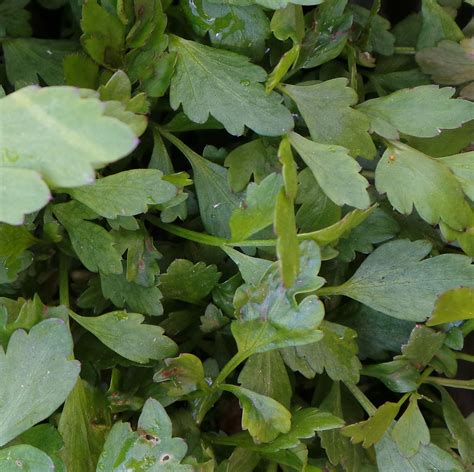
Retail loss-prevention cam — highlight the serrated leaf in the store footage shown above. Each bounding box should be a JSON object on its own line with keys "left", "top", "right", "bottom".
{"left": 427, "top": 287, "right": 474, "bottom": 325}
{"left": 342, "top": 401, "right": 401, "bottom": 448}
{"left": 391, "top": 397, "right": 430, "bottom": 457}
{"left": 238, "top": 351, "right": 292, "bottom": 409}
{"left": 329, "top": 239, "right": 474, "bottom": 321}
{"left": 68, "top": 169, "right": 176, "bottom": 219}
{"left": 69, "top": 310, "right": 177, "bottom": 364}
{"left": 3, "top": 38, "right": 78, "bottom": 89}
{"left": 357, "top": 85, "right": 474, "bottom": 140}
{"left": 169, "top": 35, "right": 293, "bottom": 136}
{"left": 0, "top": 319, "right": 80, "bottom": 446}
{"left": 288, "top": 132, "right": 370, "bottom": 209}
{"left": 281, "top": 321, "right": 361, "bottom": 383}
{"left": 231, "top": 241, "right": 325, "bottom": 355}
{"left": 220, "top": 384, "right": 291, "bottom": 443}
{"left": 230, "top": 173, "right": 282, "bottom": 241}
{"left": 375, "top": 142, "right": 472, "bottom": 231}
{"left": 401, "top": 325, "right": 445, "bottom": 368}
{"left": 0, "top": 445, "right": 55, "bottom": 471}
{"left": 160, "top": 259, "right": 221, "bottom": 303}
{"left": 285, "top": 79, "right": 375, "bottom": 158}
{"left": 96, "top": 398, "right": 193, "bottom": 471}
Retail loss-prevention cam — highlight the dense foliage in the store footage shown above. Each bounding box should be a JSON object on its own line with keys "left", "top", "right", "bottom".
{"left": 1, "top": 0, "right": 474, "bottom": 470}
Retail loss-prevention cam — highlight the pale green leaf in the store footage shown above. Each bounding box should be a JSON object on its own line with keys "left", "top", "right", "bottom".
{"left": 0, "top": 319, "right": 80, "bottom": 446}
{"left": 357, "top": 85, "right": 474, "bottom": 140}
{"left": 330, "top": 239, "right": 474, "bottom": 321}
{"left": 69, "top": 311, "right": 177, "bottom": 364}
{"left": 427, "top": 287, "right": 474, "bottom": 325}
{"left": 96, "top": 398, "right": 193, "bottom": 471}
{"left": 238, "top": 351, "right": 292, "bottom": 409}
{"left": 230, "top": 173, "right": 282, "bottom": 241}
{"left": 375, "top": 142, "right": 472, "bottom": 230}
{"left": 68, "top": 170, "right": 177, "bottom": 219}
{"left": 223, "top": 247, "right": 272, "bottom": 285}
{"left": 169, "top": 35, "right": 293, "bottom": 136}
{"left": 285, "top": 79, "right": 375, "bottom": 158}
{"left": 288, "top": 132, "right": 370, "bottom": 209}
{"left": 401, "top": 325, "right": 445, "bottom": 367}
{"left": 439, "top": 151, "right": 474, "bottom": 201}
{"left": 160, "top": 259, "right": 221, "bottom": 303}
{"left": 0, "top": 445, "right": 55, "bottom": 472}
{"left": 0, "top": 86, "right": 137, "bottom": 188}
{"left": 391, "top": 397, "right": 430, "bottom": 457}
{"left": 220, "top": 384, "right": 291, "bottom": 443}
{"left": 205, "top": 0, "right": 323, "bottom": 11}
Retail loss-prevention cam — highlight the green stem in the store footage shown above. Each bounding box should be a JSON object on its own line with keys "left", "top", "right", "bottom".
{"left": 344, "top": 382, "right": 377, "bottom": 415}
{"left": 461, "top": 319, "right": 474, "bottom": 336}
{"left": 455, "top": 352, "right": 474, "bottom": 363}
{"left": 425, "top": 377, "right": 474, "bottom": 390}
{"left": 316, "top": 285, "right": 344, "bottom": 297}
{"left": 394, "top": 46, "right": 416, "bottom": 55}
{"left": 59, "top": 253, "right": 70, "bottom": 307}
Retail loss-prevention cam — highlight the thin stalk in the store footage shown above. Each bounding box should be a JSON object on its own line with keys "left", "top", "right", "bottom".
{"left": 425, "top": 377, "right": 474, "bottom": 390}
{"left": 455, "top": 352, "right": 474, "bottom": 363}
{"left": 59, "top": 253, "right": 70, "bottom": 307}
{"left": 461, "top": 319, "right": 474, "bottom": 336}
{"left": 316, "top": 285, "right": 344, "bottom": 297}
{"left": 344, "top": 382, "right": 377, "bottom": 415}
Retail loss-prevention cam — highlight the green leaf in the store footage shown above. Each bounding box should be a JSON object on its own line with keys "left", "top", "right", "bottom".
{"left": 271, "top": 4, "right": 304, "bottom": 43}
{"left": 205, "top": 0, "right": 323, "bottom": 9}
{"left": 328, "top": 239, "right": 474, "bottom": 321}
{"left": 69, "top": 310, "right": 177, "bottom": 364}
{"left": 96, "top": 398, "right": 193, "bottom": 471}
{"left": 153, "top": 353, "right": 206, "bottom": 396}
{"left": 375, "top": 433, "right": 464, "bottom": 472}
{"left": 285, "top": 79, "right": 375, "bottom": 159}
{"left": 0, "top": 319, "right": 80, "bottom": 446}
{"left": 223, "top": 247, "right": 272, "bottom": 285}
{"left": 161, "top": 130, "right": 240, "bottom": 238}
{"left": 357, "top": 85, "right": 474, "bottom": 140}
{"left": 230, "top": 173, "right": 282, "bottom": 241}
{"left": 53, "top": 202, "right": 123, "bottom": 275}
{"left": 439, "top": 151, "right": 474, "bottom": 201}
{"left": 417, "top": 0, "right": 464, "bottom": 50}
{"left": 0, "top": 86, "right": 137, "bottom": 189}
{"left": 80, "top": 0, "right": 125, "bottom": 67}
{"left": 238, "top": 351, "right": 292, "bottom": 409}
{"left": 0, "top": 445, "right": 55, "bottom": 471}
{"left": 101, "top": 271, "right": 164, "bottom": 316}
{"left": 342, "top": 401, "right": 401, "bottom": 448}
{"left": 231, "top": 241, "right": 325, "bottom": 355}
{"left": 3, "top": 38, "right": 77, "bottom": 90}
{"left": 160, "top": 259, "right": 221, "bottom": 303}
{"left": 362, "top": 360, "right": 420, "bottom": 393}
{"left": 288, "top": 132, "right": 370, "bottom": 209}
{"left": 0, "top": 0, "right": 31, "bottom": 37}
{"left": 58, "top": 380, "right": 110, "bottom": 472}
{"left": 220, "top": 384, "right": 291, "bottom": 443}
{"left": 281, "top": 321, "right": 361, "bottom": 383}
{"left": 375, "top": 142, "right": 472, "bottom": 230}
{"left": 63, "top": 53, "right": 99, "bottom": 89}
{"left": 169, "top": 35, "right": 293, "bottom": 136}
{"left": 438, "top": 387, "right": 474, "bottom": 464}
{"left": 68, "top": 169, "right": 176, "bottom": 219}
{"left": 401, "top": 325, "right": 445, "bottom": 368}
{"left": 427, "top": 287, "right": 474, "bottom": 325}
{"left": 416, "top": 39, "right": 474, "bottom": 85}
{"left": 0, "top": 225, "right": 36, "bottom": 263}
{"left": 391, "top": 396, "right": 430, "bottom": 457}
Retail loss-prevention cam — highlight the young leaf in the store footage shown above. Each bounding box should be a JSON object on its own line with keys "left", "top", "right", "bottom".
{"left": 288, "top": 132, "right": 370, "bottom": 209}
{"left": 223, "top": 247, "right": 272, "bottom": 285}
{"left": 342, "top": 401, "right": 401, "bottom": 448}
{"left": 238, "top": 351, "right": 292, "bottom": 409}
{"left": 285, "top": 79, "right": 375, "bottom": 158}
{"left": 230, "top": 173, "right": 282, "bottom": 241}
{"left": 58, "top": 380, "right": 110, "bottom": 472}
{"left": 69, "top": 311, "right": 177, "bottom": 364}
{"left": 0, "top": 319, "right": 80, "bottom": 446}
{"left": 220, "top": 384, "right": 292, "bottom": 443}
{"left": 357, "top": 85, "right": 474, "bottom": 140}
{"left": 160, "top": 259, "right": 221, "bottom": 304}
{"left": 391, "top": 396, "right": 430, "bottom": 457}
{"left": 327, "top": 239, "right": 474, "bottom": 321}
{"left": 281, "top": 321, "right": 361, "bottom": 383}
{"left": 0, "top": 445, "right": 55, "bottom": 471}
{"left": 96, "top": 398, "right": 193, "bottom": 471}
{"left": 401, "top": 325, "right": 445, "bottom": 368}
{"left": 231, "top": 241, "right": 325, "bottom": 355}
{"left": 427, "top": 287, "right": 474, "bottom": 325}
{"left": 375, "top": 142, "right": 472, "bottom": 231}
{"left": 169, "top": 35, "right": 293, "bottom": 136}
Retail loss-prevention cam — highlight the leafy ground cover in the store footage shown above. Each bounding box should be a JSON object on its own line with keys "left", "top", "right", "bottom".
{"left": 1, "top": 0, "right": 474, "bottom": 470}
